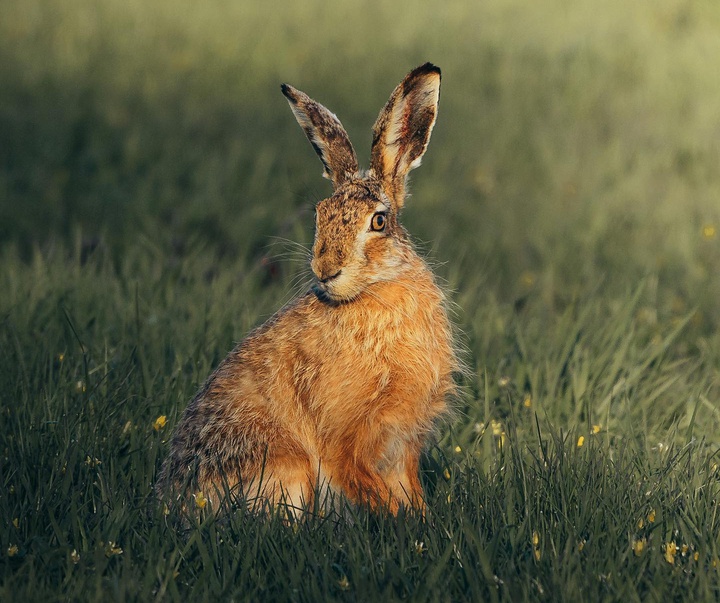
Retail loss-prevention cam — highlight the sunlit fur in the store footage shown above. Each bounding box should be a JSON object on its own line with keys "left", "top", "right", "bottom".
{"left": 157, "top": 63, "right": 458, "bottom": 516}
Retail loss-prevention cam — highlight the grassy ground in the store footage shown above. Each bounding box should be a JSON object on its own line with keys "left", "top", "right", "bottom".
{"left": 1, "top": 0, "right": 720, "bottom": 600}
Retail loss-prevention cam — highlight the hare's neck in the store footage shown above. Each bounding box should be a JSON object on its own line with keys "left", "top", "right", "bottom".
{"left": 358, "top": 259, "right": 445, "bottom": 320}
{"left": 393, "top": 250, "right": 441, "bottom": 298}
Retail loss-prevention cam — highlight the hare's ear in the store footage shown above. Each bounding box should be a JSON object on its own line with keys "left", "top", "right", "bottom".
{"left": 281, "top": 84, "right": 359, "bottom": 188}
{"left": 369, "top": 63, "right": 441, "bottom": 209}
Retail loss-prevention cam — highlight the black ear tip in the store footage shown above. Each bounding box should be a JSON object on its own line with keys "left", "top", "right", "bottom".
{"left": 280, "top": 83, "right": 297, "bottom": 103}
{"left": 414, "top": 62, "right": 441, "bottom": 77}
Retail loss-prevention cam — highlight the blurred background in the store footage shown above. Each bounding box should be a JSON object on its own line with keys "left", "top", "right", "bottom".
{"left": 1, "top": 0, "right": 718, "bottom": 321}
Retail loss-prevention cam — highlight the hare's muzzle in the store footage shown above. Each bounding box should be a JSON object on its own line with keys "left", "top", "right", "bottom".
{"left": 311, "top": 256, "right": 342, "bottom": 285}
{"left": 317, "top": 269, "right": 342, "bottom": 283}
{"left": 310, "top": 242, "right": 345, "bottom": 284}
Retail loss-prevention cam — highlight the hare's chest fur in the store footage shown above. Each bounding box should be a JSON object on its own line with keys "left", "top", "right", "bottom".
{"left": 291, "top": 275, "right": 455, "bottom": 436}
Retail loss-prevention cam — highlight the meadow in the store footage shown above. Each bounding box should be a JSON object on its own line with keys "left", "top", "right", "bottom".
{"left": 1, "top": 0, "right": 720, "bottom": 600}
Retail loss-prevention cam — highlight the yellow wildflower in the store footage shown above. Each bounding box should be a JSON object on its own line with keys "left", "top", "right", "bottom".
{"left": 443, "top": 468, "right": 451, "bottom": 480}
{"left": 415, "top": 540, "right": 427, "bottom": 555}
{"left": 702, "top": 224, "right": 717, "bottom": 240}
{"left": 454, "top": 445, "right": 462, "bottom": 453}
{"left": 694, "top": 552, "right": 700, "bottom": 562}
{"left": 664, "top": 542, "right": 677, "bottom": 564}
{"left": 681, "top": 544, "right": 689, "bottom": 556}
{"left": 491, "top": 420, "right": 503, "bottom": 436}
{"left": 648, "top": 509, "right": 656, "bottom": 523}
{"left": 498, "top": 376, "right": 511, "bottom": 388}
{"left": 153, "top": 415, "right": 167, "bottom": 432}
{"left": 104, "top": 542, "right": 123, "bottom": 557}
{"left": 532, "top": 531, "right": 542, "bottom": 560}
{"left": 7, "top": 545, "right": 18, "bottom": 557}
{"left": 194, "top": 491, "right": 207, "bottom": 509}
{"left": 637, "top": 518, "right": 644, "bottom": 530}
{"left": 85, "top": 456, "right": 102, "bottom": 467}
{"left": 523, "top": 395, "right": 532, "bottom": 408}
{"left": 577, "top": 436, "right": 585, "bottom": 448}
{"left": 337, "top": 575, "right": 350, "bottom": 590}
{"left": 519, "top": 271, "right": 536, "bottom": 288}
{"left": 591, "top": 425, "right": 601, "bottom": 434}
{"left": 633, "top": 539, "right": 646, "bottom": 556}
{"left": 578, "top": 540, "right": 585, "bottom": 552}
{"left": 670, "top": 296, "right": 686, "bottom": 314}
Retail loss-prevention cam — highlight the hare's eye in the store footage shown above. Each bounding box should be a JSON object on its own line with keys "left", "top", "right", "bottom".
{"left": 370, "top": 212, "right": 386, "bottom": 232}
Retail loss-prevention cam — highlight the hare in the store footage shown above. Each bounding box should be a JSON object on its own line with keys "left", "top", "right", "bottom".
{"left": 157, "top": 63, "right": 458, "bottom": 516}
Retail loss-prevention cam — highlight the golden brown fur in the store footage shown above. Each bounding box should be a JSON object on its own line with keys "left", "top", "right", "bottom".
{"left": 157, "top": 63, "right": 458, "bottom": 516}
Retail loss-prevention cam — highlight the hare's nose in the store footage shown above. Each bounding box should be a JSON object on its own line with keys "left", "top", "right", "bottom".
{"left": 311, "top": 250, "right": 343, "bottom": 282}
{"left": 319, "top": 269, "right": 342, "bottom": 283}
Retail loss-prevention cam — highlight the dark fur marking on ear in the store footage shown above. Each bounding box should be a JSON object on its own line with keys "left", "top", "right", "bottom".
{"left": 401, "top": 63, "right": 441, "bottom": 98}
{"left": 282, "top": 83, "right": 359, "bottom": 186}
{"left": 280, "top": 83, "right": 298, "bottom": 104}
{"left": 309, "top": 140, "right": 326, "bottom": 165}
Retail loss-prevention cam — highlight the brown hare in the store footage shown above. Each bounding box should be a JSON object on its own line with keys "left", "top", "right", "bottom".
{"left": 157, "top": 63, "right": 458, "bottom": 516}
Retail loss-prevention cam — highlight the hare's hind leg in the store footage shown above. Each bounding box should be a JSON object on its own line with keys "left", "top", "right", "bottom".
{"left": 243, "top": 440, "right": 317, "bottom": 519}
{"left": 386, "top": 445, "right": 426, "bottom": 515}
{"left": 328, "top": 434, "right": 425, "bottom": 515}
{"left": 265, "top": 463, "right": 316, "bottom": 519}
{"left": 328, "top": 450, "right": 400, "bottom": 513}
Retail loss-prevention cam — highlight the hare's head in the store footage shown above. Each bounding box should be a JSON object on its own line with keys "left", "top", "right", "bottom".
{"left": 282, "top": 63, "right": 441, "bottom": 303}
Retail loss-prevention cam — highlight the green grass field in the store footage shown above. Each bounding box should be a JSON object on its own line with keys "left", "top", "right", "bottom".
{"left": 1, "top": 0, "right": 720, "bottom": 600}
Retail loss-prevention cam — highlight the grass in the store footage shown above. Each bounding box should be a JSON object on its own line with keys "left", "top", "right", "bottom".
{"left": 1, "top": 0, "right": 720, "bottom": 600}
